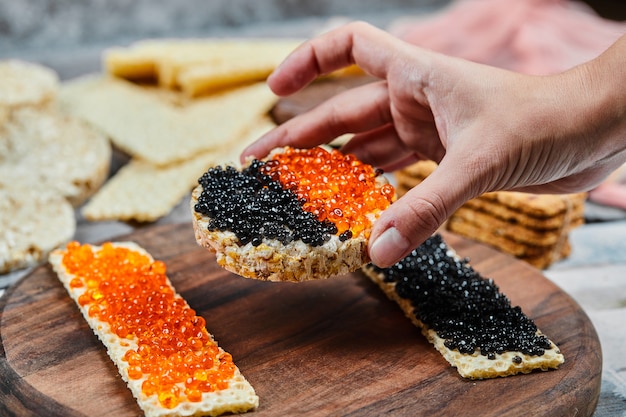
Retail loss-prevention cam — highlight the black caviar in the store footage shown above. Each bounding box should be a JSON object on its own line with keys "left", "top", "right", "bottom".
{"left": 194, "top": 160, "right": 338, "bottom": 247}
{"left": 372, "top": 234, "right": 553, "bottom": 358}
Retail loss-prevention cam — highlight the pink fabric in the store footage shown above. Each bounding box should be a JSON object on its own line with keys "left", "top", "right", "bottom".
{"left": 388, "top": 0, "right": 626, "bottom": 75}
{"left": 588, "top": 183, "right": 626, "bottom": 210}
{"left": 387, "top": 0, "right": 626, "bottom": 210}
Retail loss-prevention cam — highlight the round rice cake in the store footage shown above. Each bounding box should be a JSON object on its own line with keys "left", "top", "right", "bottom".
{"left": 191, "top": 146, "right": 395, "bottom": 282}
{"left": 0, "top": 182, "right": 76, "bottom": 274}
{"left": 0, "top": 107, "right": 111, "bottom": 206}
{"left": 0, "top": 59, "right": 59, "bottom": 111}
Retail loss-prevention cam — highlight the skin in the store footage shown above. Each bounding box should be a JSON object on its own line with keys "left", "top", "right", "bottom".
{"left": 241, "top": 21, "right": 626, "bottom": 268}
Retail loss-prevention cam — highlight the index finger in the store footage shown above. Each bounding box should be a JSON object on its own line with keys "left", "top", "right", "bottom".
{"left": 267, "top": 21, "right": 410, "bottom": 96}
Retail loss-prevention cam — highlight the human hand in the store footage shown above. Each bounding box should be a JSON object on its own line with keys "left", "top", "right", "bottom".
{"left": 242, "top": 22, "right": 626, "bottom": 267}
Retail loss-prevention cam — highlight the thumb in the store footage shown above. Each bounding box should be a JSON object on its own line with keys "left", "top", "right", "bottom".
{"left": 368, "top": 160, "right": 477, "bottom": 267}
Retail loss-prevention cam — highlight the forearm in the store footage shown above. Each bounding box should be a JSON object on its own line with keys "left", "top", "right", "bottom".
{"left": 525, "top": 33, "right": 626, "bottom": 191}
{"left": 570, "top": 33, "right": 626, "bottom": 155}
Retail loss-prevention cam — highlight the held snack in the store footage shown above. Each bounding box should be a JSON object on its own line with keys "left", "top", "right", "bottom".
{"left": 49, "top": 241, "right": 258, "bottom": 417}
{"left": 361, "top": 234, "right": 564, "bottom": 379}
{"left": 191, "top": 146, "right": 395, "bottom": 282}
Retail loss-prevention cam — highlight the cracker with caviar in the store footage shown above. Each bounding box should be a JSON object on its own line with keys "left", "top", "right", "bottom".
{"left": 361, "top": 234, "right": 564, "bottom": 379}
{"left": 49, "top": 241, "right": 258, "bottom": 417}
{"left": 190, "top": 146, "right": 395, "bottom": 282}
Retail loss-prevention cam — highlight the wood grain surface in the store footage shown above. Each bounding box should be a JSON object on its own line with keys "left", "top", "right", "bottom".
{"left": 0, "top": 223, "right": 601, "bottom": 417}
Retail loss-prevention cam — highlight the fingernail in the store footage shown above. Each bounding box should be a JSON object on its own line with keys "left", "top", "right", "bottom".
{"left": 369, "top": 227, "right": 410, "bottom": 267}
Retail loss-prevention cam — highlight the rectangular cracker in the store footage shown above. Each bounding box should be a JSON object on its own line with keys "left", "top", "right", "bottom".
{"left": 49, "top": 241, "right": 258, "bottom": 417}
{"left": 60, "top": 76, "right": 278, "bottom": 166}
{"left": 81, "top": 151, "right": 215, "bottom": 222}
{"left": 479, "top": 191, "right": 587, "bottom": 219}
{"left": 447, "top": 216, "right": 572, "bottom": 268}
{"left": 104, "top": 38, "right": 301, "bottom": 94}
{"left": 395, "top": 165, "right": 587, "bottom": 220}
{"left": 452, "top": 206, "right": 582, "bottom": 246}
{"left": 81, "top": 116, "right": 276, "bottom": 222}
{"left": 361, "top": 235, "right": 564, "bottom": 379}
{"left": 461, "top": 197, "right": 584, "bottom": 230}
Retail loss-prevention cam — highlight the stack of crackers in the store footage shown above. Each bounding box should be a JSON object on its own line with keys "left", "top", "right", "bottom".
{"left": 395, "top": 160, "right": 586, "bottom": 269}
{"left": 59, "top": 38, "right": 303, "bottom": 223}
{"left": 0, "top": 60, "right": 111, "bottom": 274}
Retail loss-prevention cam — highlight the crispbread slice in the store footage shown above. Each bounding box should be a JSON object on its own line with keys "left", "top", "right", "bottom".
{"left": 49, "top": 241, "right": 258, "bottom": 417}
{"left": 361, "top": 235, "right": 564, "bottom": 379}
{"left": 81, "top": 116, "right": 276, "bottom": 223}
{"left": 461, "top": 197, "right": 584, "bottom": 230}
{"left": 394, "top": 160, "right": 585, "bottom": 268}
{"left": 59, "top": 76, "right": 278, "bottom": 166}
{"left": 0, "top": 183, "right": 75, "bottom": 274}
{"left": 452, "top": 206, "right": 582, "bottom": 246}
{"left": 104, "top": 38, "right": 301, "bottom": 94}
{"left": 447, "top": 217, "right": 572, "bottom": 269}
{"left": 479, "top": 191, "right": 587, "bottom": 218}
{"left": 395, "top": 161, "right": 588, "bottom": 219}
{"left": 81, "top": 152, "right": 215, "bottom": 222}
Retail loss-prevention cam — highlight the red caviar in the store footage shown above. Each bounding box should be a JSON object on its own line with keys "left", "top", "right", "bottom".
{"left": 61, "top": 241, "right": 236, "bottom": 408}
{"left": 261, "top": 147, "right": 395, "bottom": 238}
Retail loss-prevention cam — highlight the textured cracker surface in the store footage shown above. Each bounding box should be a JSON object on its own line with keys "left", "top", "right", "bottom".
{"left": 361, "top": 264, "right": 565, "bottom": 379}
{"left": 191, "top": 186, "right": 369, "bottom": 282}
{"left": 82, "top": 116, "right": 276, "bottom": 222}
{"left": 395, "top": 160, "right": 585, "bottom": 268}
{"left": 0, "top": 59, "right": 59, "bottom": 109}
{"left": 59, "top": 76, "right": 278, "bottom": 166}
{"left": 49, "top": 242, "right": 259, "bottom": 417}
{"left": 0, "top": 107, "right": 111, "bottom": 206}
{"left": 0, "top": 185, "right": 75, "bottom": 274}
{"left": 104, "top": 38, "right": 302, "bottom": 96}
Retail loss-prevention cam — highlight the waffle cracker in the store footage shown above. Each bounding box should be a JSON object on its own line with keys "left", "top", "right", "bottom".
{"left": 81, "top": 152, "right": 215, "bottom": 222}
{"left": 60, "top": 76, "right": 277, "bottom": 166}
{"left": 49, "top": 241, "right": 258, "bottom": 417}
{"left": 82, "top": 117, "right": 276, "bottom": 222}
{"left": 361, "top": 235, "right": 564, "bottom": 379}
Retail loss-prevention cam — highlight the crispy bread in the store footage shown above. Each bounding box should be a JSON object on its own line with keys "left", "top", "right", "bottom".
{"left": 361, "top": 235, "right": 564, "bottom": 379}
{"left": 49, "top": 241, "right": 258, "bottom": 417}
{"left": 394, "top": 160, "right": 585, "bottom": 268}
{"left": 104, "top": 38, "right": 301, "bottom": 96}
{"left": 60, "top": 76, "right": 277, "bottom": 166}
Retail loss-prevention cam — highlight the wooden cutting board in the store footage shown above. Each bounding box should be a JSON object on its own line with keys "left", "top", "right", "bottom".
{"left": 0, "top": 223, "right": 601, "bottom": 417}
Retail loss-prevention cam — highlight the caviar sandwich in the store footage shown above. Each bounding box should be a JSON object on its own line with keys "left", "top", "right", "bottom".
{"left": 361, "top": 234, "right": 565, "bottom": 379}
{"left": 49, "top": 241, "right": 258, "bottom": 417}
{"left": 191, "top": 146, "right": 395, "bottom": 282}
